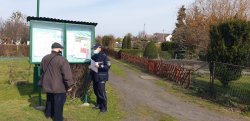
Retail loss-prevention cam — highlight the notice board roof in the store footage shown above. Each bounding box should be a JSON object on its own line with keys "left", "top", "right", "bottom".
{"left": 27, "top": 16, "right": 98, "bottom": 26}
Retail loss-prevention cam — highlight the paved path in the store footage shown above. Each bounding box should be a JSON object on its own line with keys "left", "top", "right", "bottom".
{"left": 108, "top": 58, "right": 249, "bottom": 121}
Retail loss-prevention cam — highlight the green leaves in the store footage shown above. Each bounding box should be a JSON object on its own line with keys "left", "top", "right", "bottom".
{"left": 143, "top": 42, "right": 158, "bottom": 59}
{"left": 208, "top": 19, "right": 250, "bottom": 86}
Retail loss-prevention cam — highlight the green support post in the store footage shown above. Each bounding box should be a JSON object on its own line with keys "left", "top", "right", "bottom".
{"left": 33, "top": 64, "right": 40, "bottom": 93}
{"left": 37, "top": 0, "right": 40, "bottom": 17}
{"left": 34, "top": 64, "right": 44, "bottom": 110}
{"left": 82, "top": 62, "right": 91, "bottom": 106}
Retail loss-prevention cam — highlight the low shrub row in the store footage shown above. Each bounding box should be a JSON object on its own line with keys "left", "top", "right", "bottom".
{"left": 0, "top": 45, "right": 29, "bottom": 57}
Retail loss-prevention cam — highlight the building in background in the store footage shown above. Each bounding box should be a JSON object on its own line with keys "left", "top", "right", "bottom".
{"left": 153, "top": 33, "right": 172, "bottom": 42}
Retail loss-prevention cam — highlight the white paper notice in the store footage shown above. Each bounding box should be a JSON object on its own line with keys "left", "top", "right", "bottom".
{"left": 89, "top": 59, "right": 98, "bottom": 73}
{"left": 32, "top": 28, "right": 63, "bottom": 63}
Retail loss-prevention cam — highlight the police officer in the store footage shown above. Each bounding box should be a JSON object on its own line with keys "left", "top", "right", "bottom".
{"left": 91, "top": 44, "right": 111, "bottom": 112}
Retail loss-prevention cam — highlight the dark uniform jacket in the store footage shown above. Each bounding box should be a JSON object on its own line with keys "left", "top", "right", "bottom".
{"left": 40, "top": 51, "right": 74, "bottom": 93}
{"left": 91, "top": 52, "right": 110, "bottom": 82}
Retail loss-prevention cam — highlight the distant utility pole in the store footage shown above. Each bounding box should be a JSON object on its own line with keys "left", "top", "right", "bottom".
{"left": 37, "top": 0, "right": 40, "bottom": 17}
{"left": 143, "top": 23, "right": 146, "bottom": 38}
{"left": 163, "top": 29, "right": 165, "bottom": 41}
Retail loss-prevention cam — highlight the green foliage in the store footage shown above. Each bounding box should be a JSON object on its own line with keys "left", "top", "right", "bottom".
{"left": 171, "top": 5, "right": 189, "bottom": 59}
{"left": 215, "top": 64, "right": 242, "bottom": 86}
{"left": 176, "top": 5, "right": 186, "bottom": 28}
{"left": 171, "top": 5, "right": 188, "bottom": 57}
{"left": 160, "top": 42, "right": 176, "bottom": 57}
{"left": 102, "top": 35, "right": 115, "bottom": 49}
{"left": 127, "top": 34, "right": 132, "bottom": 49}
{"left": 159, "top": 51, "right": 172, "bottom": 60}
{"left": 122, "top": 36, "right": 127, "bottom": 49}
{"left": 143, "top": 42, "right": 158, "bottom": 59}
{"left": 161, "top": 42, "right": 175, "bottom": 51}
{"left": 122, "top": 34, "right": 132, "bottom": 49}
{"left": 121, "top": 49, "right": 143, "bottom": 57}
{"left": 208, "top": 19, "right": 250, "bottom": 86}
{"left": 132, "top": 40, "right": 143, "bottom": 49}
{"left": 174, "top": 50, "right": 186, "bottom": 59}
{"left": 198, "top": 51, "right": 207, "bottom": 61}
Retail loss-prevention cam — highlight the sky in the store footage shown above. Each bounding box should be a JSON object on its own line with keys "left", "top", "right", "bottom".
{"left": 0, "top": 0, "right": 194, "bottom": 37}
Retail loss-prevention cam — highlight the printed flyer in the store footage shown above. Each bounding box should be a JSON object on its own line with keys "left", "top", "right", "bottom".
{"left": 66, "top": 30, "right": 91, "bottom": 63}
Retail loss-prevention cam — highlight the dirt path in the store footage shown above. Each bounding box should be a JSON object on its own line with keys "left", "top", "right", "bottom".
{"left": 108, "top": 58, "right": 249, "bottom": 121}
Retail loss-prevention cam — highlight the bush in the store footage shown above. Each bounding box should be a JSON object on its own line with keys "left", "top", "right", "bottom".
{"left": 208, "top": 19, "right": 250, "bottom": 86}
{"left": 159, "top": 51, "right": 172, "bottom": 60}
{"left": 122, "top": 36, "right": 127, "bottom": 49}
{"left": 121, "top": 49, "right": 143, "bottom": 57}
{"left": 0, "top": 45, "right": 29, "bottom": 56}
{"left": 143, "top": 42, "right": 158, "bottom": 59}
{"left": 102, "top": 35, "right": 115, "bottom": 49}
{"left": 127, "top": 35, "right": 132, "bottom": 49}
{"left": 122, "top": 34, "right": 132, "bottom": 49}
{"left": 132, "top": 40, "right": 142, "bottom": 49}
{"left": 215, "top": 64, "right": 242, "bottom": 86}
{"left": 165, "top": 42, "right": 186, "bottom": 59}
{"left": 198, "top": 51, "right": 207, "bottom": 61}
{"left": 173, "top": 50, "right": 186, "bottom": 59}
{"left": 161, "top": 41, "right": 176, "bottom": 51}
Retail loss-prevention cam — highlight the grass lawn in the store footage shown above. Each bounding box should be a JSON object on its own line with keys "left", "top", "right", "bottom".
{"left": 192, "top": 73, "right": 250, "bottom": 115}
{"left": 0, "top": 57, "right": 124, "bottom": 121}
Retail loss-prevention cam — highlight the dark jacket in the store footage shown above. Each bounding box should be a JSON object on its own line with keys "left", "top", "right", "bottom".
{"left": 91, "top": 51, "right": 110, "bottom": 82}
{"left": 40, "top": 51, "right": 74, "bottom": 93}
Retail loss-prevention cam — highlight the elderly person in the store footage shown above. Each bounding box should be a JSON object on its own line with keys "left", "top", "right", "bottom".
{"left": 40, "top": 42, "right": 74, "bottom": 121}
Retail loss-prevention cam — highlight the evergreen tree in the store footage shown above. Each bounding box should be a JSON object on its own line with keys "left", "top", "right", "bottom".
{"left": 126, "top": 33, "right": 132, "bottom": 49}
{"left": 171, "top": 5, "right": 188, "bottom": 59}
{"left": 208, "top": 19, "right": 250, "bottom": 86}
{"left": 122, "top": 36, "right": 127, "bottom": 49}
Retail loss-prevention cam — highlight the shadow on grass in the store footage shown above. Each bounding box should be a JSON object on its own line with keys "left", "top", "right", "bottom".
{"left": 16, "top": 82, "right": 34, "bottom": 96}
{"left": 16, "top": 82, "right": 46, "bottom": 111}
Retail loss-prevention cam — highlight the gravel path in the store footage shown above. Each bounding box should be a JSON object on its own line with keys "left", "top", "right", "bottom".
{"left": 109, "top": 58, "right": 249, "bottom": 121}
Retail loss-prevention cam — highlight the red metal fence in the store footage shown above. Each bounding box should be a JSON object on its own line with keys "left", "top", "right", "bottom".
{"left": 105, "top": 48, "right": 191, "bottom": 88}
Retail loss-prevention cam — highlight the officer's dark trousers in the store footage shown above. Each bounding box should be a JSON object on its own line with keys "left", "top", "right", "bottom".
{"left": 45, "top": 93, "right": 66, "bottom": 121}
{"left": 93, "top": 81, "right": 107, "bottom": 111}
{"left": 93, "top": 82, "right": 100, "bottom": 107}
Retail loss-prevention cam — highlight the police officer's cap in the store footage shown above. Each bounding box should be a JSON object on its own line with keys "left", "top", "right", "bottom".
{"left": 51, "top": 42, "right": 64, "bottom": 49}
{"left": 92, "top": 44, "right": 102, "bottom": 50}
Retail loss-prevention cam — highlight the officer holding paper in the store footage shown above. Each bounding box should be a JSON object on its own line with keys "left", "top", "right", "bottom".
{"left": 90, "top": 44, "right": 111, "bottom": 112}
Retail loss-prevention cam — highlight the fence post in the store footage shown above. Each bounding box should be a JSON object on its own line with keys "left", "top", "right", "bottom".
{"left": 185, "top": 70, "right": 191, "bottom": 88}
{"left": 210, "top": 61, "right": 216, "bottom": 97}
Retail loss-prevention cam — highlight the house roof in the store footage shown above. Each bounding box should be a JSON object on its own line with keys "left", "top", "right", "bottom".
{"left": 153, "top": 33, "right": 170, "bottom": 37}
{"left": 27, "top": 16, "right": 98, "bottom": 26}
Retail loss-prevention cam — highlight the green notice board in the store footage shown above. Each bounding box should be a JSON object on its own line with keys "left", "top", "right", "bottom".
{"left": 28, "top": 17, "right": 97, "bottom": 64}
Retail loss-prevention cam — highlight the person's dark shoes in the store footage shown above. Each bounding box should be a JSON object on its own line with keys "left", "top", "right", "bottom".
{"left": 44, "top": 112, "right": 51, "bottom": 119}
{"left": 100, "top": 109, "right": 107, "bottom": 113}
{"left": 45, "top": 115, "right": 51, "bottom": 119}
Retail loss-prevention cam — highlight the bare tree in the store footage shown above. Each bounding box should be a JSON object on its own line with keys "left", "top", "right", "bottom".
{"left": 96, "top": 35, "right": 102, "bottom": 45}
{"left": 0, "top": 11, "right": 29, "bottom": 44}
{"left": 183, "top": 0, "right": 250, "bottom": 54}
